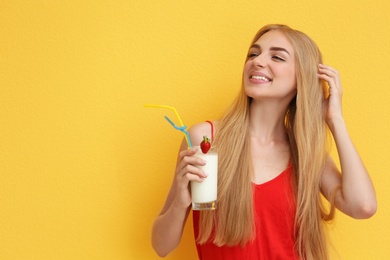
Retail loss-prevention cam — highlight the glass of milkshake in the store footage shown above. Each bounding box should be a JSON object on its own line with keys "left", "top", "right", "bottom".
{"left": 191, "top": 146, "right": 218, "bottom": 210}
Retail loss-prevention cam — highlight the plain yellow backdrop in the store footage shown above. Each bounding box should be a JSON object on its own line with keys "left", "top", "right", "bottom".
{"left": 1, "top": 0, "right": 389, "bottom": 259}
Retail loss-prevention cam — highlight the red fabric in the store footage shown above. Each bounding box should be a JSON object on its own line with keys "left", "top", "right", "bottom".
{"left": 193, "top": 165, "right": 298, "bottom": 260}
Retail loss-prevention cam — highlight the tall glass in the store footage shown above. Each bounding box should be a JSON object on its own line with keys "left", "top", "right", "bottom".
{"left": 190, "top": 146, "right": 218, "bottom": 210}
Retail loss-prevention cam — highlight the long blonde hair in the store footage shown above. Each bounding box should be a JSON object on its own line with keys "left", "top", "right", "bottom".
{"left": 197, "top": 24, "right": 336, "bottom": 259}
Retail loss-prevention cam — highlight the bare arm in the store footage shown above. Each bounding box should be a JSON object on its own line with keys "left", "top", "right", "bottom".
{"left": 319, "top": 64, "right": 377, "bottom": 219}
{"left": 151, "top": 123, "right": 210, "bottom": 257}
{"left": 321, "top": 120, "right": 377, "bottom": 218}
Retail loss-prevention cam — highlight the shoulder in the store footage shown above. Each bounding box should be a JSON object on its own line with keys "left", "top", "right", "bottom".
{"left": 188, "top": 120, "right": 218, "bottom": 147}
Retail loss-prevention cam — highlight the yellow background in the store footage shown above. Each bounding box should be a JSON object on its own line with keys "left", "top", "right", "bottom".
{"left": 1, "top": 1, "right": 389, "bottom": 259}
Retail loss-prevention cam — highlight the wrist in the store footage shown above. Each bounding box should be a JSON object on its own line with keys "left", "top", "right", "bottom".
{"left": 326, "top": 115, "right": 345, "bottom": 132}
{"left": 171, "top": 198, "right": 191, "bottom": 212}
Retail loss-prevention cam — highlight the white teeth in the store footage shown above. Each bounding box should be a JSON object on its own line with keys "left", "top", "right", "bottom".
{"left": 251, "top": 75, "right": 270, "bottom": 81}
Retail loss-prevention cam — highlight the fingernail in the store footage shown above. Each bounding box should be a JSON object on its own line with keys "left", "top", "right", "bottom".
{"left": 201, "top": 159, "right": 207, "bottom": 165}
{"left": 204, "top": 172, "right": 209, "bottom": 177}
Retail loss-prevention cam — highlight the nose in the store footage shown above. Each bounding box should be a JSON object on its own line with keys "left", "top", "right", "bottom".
{"left": 253, "top": 54, "right": 266, "bottom": 68}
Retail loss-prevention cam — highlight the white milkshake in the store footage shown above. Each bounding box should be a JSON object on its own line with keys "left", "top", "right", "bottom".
{"left": 191, "top": 146, "right": 218, "bottom": 210}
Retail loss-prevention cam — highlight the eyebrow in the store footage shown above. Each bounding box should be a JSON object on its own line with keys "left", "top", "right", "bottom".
{"left": 250, "top": 44, "right": 290, "bottom": 55}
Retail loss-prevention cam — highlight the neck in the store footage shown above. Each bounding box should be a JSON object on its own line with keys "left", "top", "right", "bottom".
{"left": 248, "top": 99, "right": 288, "bottom": 144}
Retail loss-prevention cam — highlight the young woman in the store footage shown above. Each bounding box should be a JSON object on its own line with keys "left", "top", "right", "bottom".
{"left": 151, "top": 24, "right": 377, "bottom": 259}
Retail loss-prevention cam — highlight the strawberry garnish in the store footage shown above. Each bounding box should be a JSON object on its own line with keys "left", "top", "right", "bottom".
{"left": 200, "top": 135, "right": 211, "bottom": 154}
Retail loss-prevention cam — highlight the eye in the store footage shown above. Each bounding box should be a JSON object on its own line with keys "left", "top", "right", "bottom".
{"left": 272, "top": 55, "right": 285, "bottom": 61}
{"left": 247, "top": 52, "right": 259, "bottom": 59}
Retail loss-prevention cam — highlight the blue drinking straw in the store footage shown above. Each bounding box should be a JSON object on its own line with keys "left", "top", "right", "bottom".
{"left": 164, "top": 116, "right": 193, "bottom": 148}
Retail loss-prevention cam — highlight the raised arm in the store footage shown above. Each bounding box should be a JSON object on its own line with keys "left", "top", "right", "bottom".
{"left": 318, "top": 64, "right": 377, "bottom": 219}
{"left": 151, "top": 123, "right": 210, "bottom": 257}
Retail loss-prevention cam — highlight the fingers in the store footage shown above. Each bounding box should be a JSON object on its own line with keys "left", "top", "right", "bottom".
{"left": 318, "top": 64, "right": 343, "bottom": 96}
{"left": 318, "top": 64, "right": 339, "bottom": 76}
{"left": 318, "top": 64, "right": 340, "bottom": 85}
{"left": 176, "top": 148, "right": 208, "bottom": 183}
{"left": 318, "top": 64, "right": 344, "bottom": 124}
{"left": 178, "top": 147, "right": 198, "bottom": 161}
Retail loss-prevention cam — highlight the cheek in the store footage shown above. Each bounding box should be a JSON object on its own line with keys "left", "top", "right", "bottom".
{"left": 243, "top": 61, "right": 251, "bottom": 75}
{"left": 286, "top": 68, "right": 296, "bottom": 85}
{"left": 292, "top": 73, "right": 297, "bottom": 86}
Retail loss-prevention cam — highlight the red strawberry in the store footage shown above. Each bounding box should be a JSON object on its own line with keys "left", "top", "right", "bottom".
{"left": 200, "top": 135, "right": 211, "bottom": 154}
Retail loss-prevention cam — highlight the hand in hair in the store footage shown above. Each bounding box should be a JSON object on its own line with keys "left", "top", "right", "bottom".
{"left": 318, "top": 63, "right": 343, "bottom": 128}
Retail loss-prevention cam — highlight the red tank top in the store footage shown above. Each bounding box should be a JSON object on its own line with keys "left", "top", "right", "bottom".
{"left": 193, "top": 164, "right": 298, "bottom": 260}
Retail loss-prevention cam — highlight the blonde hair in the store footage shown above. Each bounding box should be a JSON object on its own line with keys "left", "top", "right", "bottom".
{"left": 197, "top": 24, "right": 336, "bottom": 259}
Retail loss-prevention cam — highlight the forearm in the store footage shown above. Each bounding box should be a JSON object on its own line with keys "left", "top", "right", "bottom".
{"left": 329, "top": 117, "right": 377, "bottom": 218}
{"left": 152, "top": 201, "right": 190, "bottom": 257}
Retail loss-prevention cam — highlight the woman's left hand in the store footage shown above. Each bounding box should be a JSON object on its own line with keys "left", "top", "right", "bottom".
{"left": 318, "top": 64, "right": 343, "bottom": 126}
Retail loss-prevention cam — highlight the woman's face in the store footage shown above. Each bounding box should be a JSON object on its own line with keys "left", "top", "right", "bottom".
{"left": 244, "top": 30, "right": 297, "bottom": 103}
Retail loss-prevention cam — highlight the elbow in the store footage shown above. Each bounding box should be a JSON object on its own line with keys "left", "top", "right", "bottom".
{"left": 353, "top": 201, "right": 377, "bottom": 219}
{"left": 154, "top": 249, "right": 169, "bottom": 258}
{"left": 151, "top": 240, "right": 169, "bottom": 258}
{"left": 153, "top": 246, "right": 169, "bottom": 258}
{"left": 361, "top": 203, "right": 377, "bottom": 219}
{"left": 151, "top": 238, "right": 174, "bottom": 258}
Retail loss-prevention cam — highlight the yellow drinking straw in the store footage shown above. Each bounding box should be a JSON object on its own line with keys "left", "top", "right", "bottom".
{"left": 144, "top": 104, "right": 192, "bottom": 148}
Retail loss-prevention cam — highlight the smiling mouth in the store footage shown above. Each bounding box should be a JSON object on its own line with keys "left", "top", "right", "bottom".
{"left": 250, "top": 75, "right": 271, "bottom": 82}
